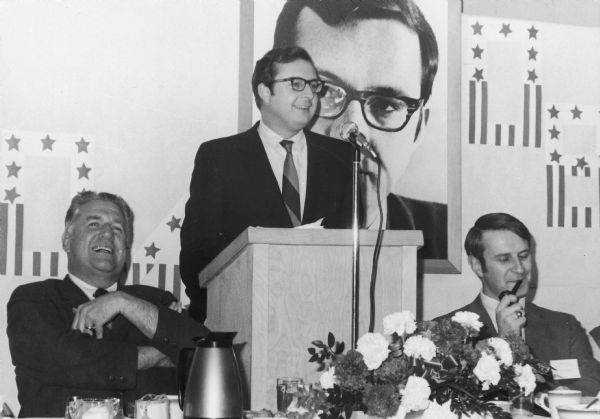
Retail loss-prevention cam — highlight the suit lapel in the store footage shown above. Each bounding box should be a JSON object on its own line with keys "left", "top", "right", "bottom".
{"left": 58, "top": 275, "right": 90, "bottom": 306}
{"left": 304, "top": 132, "right": 331, "bottom": 224}
{"left": 242, "top": 127, "right": 291, "bottom": 226}
{"left": 467, "top": 295, "right": 498, "bottom": 340}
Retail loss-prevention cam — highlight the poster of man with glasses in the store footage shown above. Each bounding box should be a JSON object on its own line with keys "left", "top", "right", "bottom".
{"left": 254, "top": 0, "right": 459, "bottom": 270}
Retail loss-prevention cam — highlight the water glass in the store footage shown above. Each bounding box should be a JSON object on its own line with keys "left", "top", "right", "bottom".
{"left": 134, "top": 395, "right": 170, "bottom": 419}
{"left": 512, "top": 393, "right": 534, "bottom": 417}
{"left": 276, "top": 377, "right": 303, "bottom": 412}
{"left": 66, "top": 397, "right": 120, "bottom": 419}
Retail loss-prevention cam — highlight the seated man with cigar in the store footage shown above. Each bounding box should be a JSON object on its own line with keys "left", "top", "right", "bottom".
{"left": 7, "top": 191, "right": 209, "bottom": 417}
{"left": 436, "top": 212, "right": 600, "bottom": 395}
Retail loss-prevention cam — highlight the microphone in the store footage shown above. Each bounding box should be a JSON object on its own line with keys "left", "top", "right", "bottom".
{"left": 339, "top": 122, "right": 379, "bottom": 160}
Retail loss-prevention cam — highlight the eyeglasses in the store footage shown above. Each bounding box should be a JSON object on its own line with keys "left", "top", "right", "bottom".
{"left": 270, "top": 77, "right": 325, "bottom": 94}
{"left": 318, "top": 81, "right": 423, "bottom": 132}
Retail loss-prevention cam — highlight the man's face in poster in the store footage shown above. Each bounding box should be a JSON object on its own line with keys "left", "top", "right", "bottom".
{"left": 283, "top": 6, "right": 432, "bottom": 226}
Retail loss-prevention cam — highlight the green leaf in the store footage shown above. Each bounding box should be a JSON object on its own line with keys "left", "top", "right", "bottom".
{"left": 308, "top": 347, "right": 316, "bottom": 355}
{"left": 336, "top": 341, "right": 345, "bottom": 354}
{"left": 312, "top": 340, "right": 325, "bottom": 347}
{"left": 309, "top": 354, "right": 319, "bottom": 363}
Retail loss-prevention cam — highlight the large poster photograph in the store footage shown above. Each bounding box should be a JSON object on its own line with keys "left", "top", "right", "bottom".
{"left": 251, "top": 0, "right": 461, "bottom": 273}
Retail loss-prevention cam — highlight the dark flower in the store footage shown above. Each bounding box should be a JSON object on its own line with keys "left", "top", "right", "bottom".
{"left": 334, "top": 351, "right": 369, "bottom": 391}
{"left": 363, "top": 383, "right": 401, "bottom": 418}
{"left": 374, "top": 356, "right": 411, "bottom": 385}
{"left": 424, "top": 319, "right": 469, "bottom": 358}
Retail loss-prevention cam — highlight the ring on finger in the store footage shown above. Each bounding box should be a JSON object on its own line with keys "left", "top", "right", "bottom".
{"left": 85, "top": 325, "right": 95, "bottom": 331}
{"left": 516, "top": 311, "right": 523, "bottom": 319}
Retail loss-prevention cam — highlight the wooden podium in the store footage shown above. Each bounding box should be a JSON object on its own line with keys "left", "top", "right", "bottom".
{"left": 199, "top": 227, "right": 422, "bottom": 410}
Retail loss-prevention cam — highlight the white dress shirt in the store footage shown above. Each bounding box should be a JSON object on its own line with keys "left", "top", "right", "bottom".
{"left": 257, "top": 121, "right": 307, "bottom": 219}
{"left": 69, "top": 272, "right": 118, "bottom": 301}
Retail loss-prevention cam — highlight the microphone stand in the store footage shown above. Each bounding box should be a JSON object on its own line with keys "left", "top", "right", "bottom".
{"left": 351, "top": 147, "right": 361, "bottom": 348}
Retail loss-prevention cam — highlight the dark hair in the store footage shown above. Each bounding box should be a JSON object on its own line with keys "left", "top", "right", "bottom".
{"left": 65, "top": 191, "right": 135, "bottom": 247}
{"left": 464, "top": 213, "right": 532, "bottom": 269}
{"left": 252, "top": 46, "right": 316, "bottom": 108}
{"left": 273, "top": 0, "right": 439, "bottom": 104}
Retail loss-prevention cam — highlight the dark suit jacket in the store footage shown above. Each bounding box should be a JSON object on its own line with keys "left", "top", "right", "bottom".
{"left": 180, "top": 124, "right": 353, "bottom": 321}
{"left": 438, "top": 295, "right": 600, "bottom": 396}
{"left": 387, "top": 194, "right": 447, "bottom": 260}
{"left": 7, "top": 276, "right": 209, "bottom": 417}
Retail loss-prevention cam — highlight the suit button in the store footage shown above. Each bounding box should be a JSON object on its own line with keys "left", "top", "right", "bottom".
{"left": 108, "top": 375, "right": 115, "bottom": 382}
{"left": 163, "top": 337, "right": 170, "bottom": 344}
{"left": 119, "top": 376, "right": 126, "bottom": 383}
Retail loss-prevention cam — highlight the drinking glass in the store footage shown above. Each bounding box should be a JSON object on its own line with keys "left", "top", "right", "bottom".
{"left": 276, "top": 377, "right": 303, "bottom": 412}
{"left": 512, "top": 393, "right": 534, "bottom": 418}
{"left": 134, "top": 395, "right": 170, "bottom": 419}
{"left": 66, "top": 397, "right": 120, "bottom": 419}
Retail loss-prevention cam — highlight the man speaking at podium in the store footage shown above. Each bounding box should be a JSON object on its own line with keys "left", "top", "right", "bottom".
{"left": 180, "top": 47, "right": 353, "bottom": 323}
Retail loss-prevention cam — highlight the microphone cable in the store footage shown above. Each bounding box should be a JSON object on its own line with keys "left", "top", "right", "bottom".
{"left": 367, "top": 158, "right": 384, "bottom": 333}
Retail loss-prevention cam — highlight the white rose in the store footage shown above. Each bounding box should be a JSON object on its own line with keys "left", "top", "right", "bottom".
{"left": 474, "top": 353, "right": 501, "bottom": 390}
{"left": 514, "top": 363, "right": 536, "bottom": 395}
{"left": 451, "top": 311, "right": 483, "bottom": 331}
{"left": 403, "top": 335, "right": 437, "bottom": 361}
{"left": 383, "top": 311, "right": 417, "bottom": 336}
{"left": 356, "top": 333, "right": 390, "bottom": 370}
{"left": 487, "top": 337, "right": 513, "bottom": 366}
{"left": 319, "top": 367, "right": 337, "bottom": 389}
{"left": 400, "top": 376, "right": 431, "bottom": 412}
{"left": 422, "top": 400, "right": 458, "bottom": 419}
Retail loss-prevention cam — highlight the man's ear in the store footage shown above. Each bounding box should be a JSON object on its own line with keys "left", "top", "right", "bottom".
{"left": 61, "top": 229, "right": 71, "bottom": 253}
{"left": 468, "top": 255, "right": 484, "bottom": 279}
{"left": 257, "top": 83, "right": 272, "bottom": 104}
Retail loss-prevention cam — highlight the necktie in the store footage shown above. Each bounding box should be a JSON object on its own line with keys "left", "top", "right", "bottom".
{"left": 280, "top": 140, "right": 301, "bottom": 226}
{"left": 94, "top": 288, "right": 108, "bottom": 298}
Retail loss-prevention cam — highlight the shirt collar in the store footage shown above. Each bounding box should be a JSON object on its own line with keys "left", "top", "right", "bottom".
{"left": 258, "top": 120, "right": 306, "bottom": 152}
{"left": 68, "top": 272, "right": 118, "bottom": 301}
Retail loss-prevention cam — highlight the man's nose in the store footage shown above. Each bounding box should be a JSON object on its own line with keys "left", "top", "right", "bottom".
{"left": 99, "top": 224, "right": 114, "bottom": 238}
{"left": 300, "top": 83, "right": 316, "bottom": 97}
{"left": 343, "top": 101, "right": 370, "bottom": 138}
{"left": 512, "top": 258, "right": 525, "bottom": 273}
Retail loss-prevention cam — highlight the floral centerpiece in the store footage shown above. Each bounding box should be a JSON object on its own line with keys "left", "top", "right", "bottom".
{"left": 292, "top": 311, "right": 551, "bottom": 419}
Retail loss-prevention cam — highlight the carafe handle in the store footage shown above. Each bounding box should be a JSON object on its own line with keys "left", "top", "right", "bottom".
{"left": 178, "top": 347, "right": 195, "bottom": 410}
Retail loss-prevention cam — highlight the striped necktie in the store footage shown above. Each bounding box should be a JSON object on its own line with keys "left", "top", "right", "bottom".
{"left": 280, "top": 140, "right": 301, "bottom": 226}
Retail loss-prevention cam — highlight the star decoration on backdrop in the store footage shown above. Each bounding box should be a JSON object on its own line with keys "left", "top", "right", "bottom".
{"left": 528, "top": 25, "right": 539, "bottom": 39}
{"left": 527, "top": 47, "right": 538, "bottom": 60}
{"left": 41, "top": 135, "right": 56, "bottom": 151}
{"left": 570, "top": 106, "right": 582, "bottom": 119}
{"left": 166, "top": 216, "right": 182, "bottom": 232}
{"left": 548, "top": 105, "right": 559, "bottom": 119}
{"left": 6, "top": 134, "right": 20, "bottom": 151}
{"left": 549, "top": 125, "right": 560, "bottom": 140}
{"left": 472, "top": 44, "right": 483, "bottom": 59}
{"left": 6, "top": 161, "right": 21, "bottom": 178}
{"left": 550, "top": 150, "right": 562, "bottom": 163}
{"left": 77, "top": 163, "right": 91, "bottom": 179}
{"left": 144, "top": 242, "right": 160, "bottom": 259}
{"left": 472, "top": 21, "right": 483, "bottom": 35}
{"left": 473, "top": 68, "right": 484, "bottom": 82}
{"left": 499, "top": 23, "right": 512, "bottom": 37}
{"left": 4, "top": 187, "right": 20, "bottom": 204}
{"left": 576, "top": 156, "right": 588, "bottom": 169}
{"left": 75, "top": 137, "right": 90, "bottom": 153}
{"left": 527, "top": 69, "right": 538, "bottom": 83}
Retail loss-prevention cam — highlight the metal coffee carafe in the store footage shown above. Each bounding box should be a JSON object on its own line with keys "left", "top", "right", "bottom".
{"left": 180, "top": 332, "right": 243, "bottom": 419}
